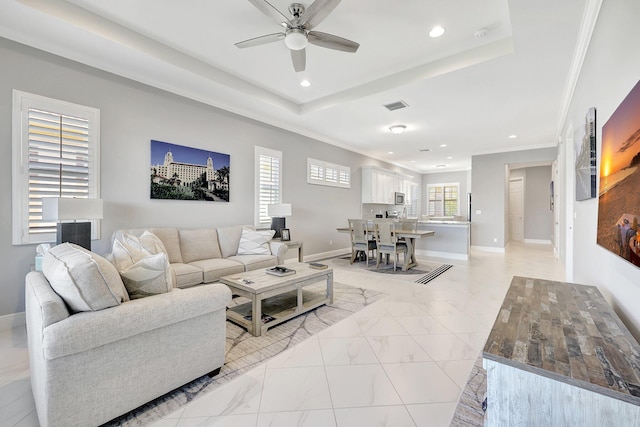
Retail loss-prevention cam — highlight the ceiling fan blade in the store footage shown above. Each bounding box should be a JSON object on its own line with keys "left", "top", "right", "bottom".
{"left": 235, "top": 33, "right": 284, "bottom": 48}
{"left": 307, "top": 31, "right": 359, "bottom": 53}
{"left": 291, "top": 48, "right": 306, "bottom": 72}
{"left": 301, "top": 0, "right": 341, "bottom": 29}
{"left": 247, "top": 0, "right": 292, "bottom": 27}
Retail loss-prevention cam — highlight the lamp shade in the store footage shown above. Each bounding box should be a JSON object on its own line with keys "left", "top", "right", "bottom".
{"left": 267, "top": 203, "right": 292, "bottom": 217}
{"left": 42, "top": 198, "right": 104, "bottom": 221}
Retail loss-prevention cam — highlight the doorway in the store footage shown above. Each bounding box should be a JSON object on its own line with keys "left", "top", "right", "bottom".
{"left": 509, "top": 177, "right": 524, "bottom": 242}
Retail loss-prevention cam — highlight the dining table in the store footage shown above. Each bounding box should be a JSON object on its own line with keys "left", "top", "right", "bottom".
{"left": 336, "top": 225, "right": 435, "bottom": 271}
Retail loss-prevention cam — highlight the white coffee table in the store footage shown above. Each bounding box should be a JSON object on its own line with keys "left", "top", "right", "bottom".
{"left": 220, "top": 262, "right": 333, "bottom": 336}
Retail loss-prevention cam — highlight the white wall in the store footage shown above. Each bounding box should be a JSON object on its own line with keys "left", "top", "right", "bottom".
{"left": 560, "top": 0, "right": 640, "bottom": 337}
{"left": 471, "top": 148, "right": 557, "bottom": 249}
{"left": 0, "top": 38, "right": 415, "bottom": 317}
{"left": 523, "top": 166, "right": 554, "bottom": 242}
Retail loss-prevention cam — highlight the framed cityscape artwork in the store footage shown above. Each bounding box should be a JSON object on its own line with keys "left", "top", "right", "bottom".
{"left": 150, "top": 140, "right": 230, "bottom": 202}
{"left": 596, "top": 80, "right": 640, "bottom": 267}
{"left": 575, "top": 107, "right": 597, "bottom": 200}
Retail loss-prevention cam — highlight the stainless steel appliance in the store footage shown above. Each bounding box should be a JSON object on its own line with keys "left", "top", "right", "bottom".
{"left": 386, "top": 210, "right": 399, "bottom": 218}
{"left": 394, "top": 192, "right": 405, "bottom": 205}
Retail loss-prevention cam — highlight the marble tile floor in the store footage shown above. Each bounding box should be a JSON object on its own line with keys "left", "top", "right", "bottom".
{"left": 0, "top": 242, "right": 565, "bottom": 427}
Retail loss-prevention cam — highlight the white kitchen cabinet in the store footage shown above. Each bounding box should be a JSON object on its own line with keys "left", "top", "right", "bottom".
{"left": 362, "top": 166, "right": 413, "bottom": 204}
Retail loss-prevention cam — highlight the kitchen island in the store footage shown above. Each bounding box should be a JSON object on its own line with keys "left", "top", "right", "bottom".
{"left": 414, "top": 220, "right": 470, "bottom": 260}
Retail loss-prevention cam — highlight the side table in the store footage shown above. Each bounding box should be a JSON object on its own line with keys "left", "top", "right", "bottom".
{"left": 283, "top": 240, "right": 303, "bottom": 262}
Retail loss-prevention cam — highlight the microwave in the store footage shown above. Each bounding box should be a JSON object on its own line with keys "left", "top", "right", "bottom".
{"left": 394, "top": 192, "right": 405, "bottom": 205}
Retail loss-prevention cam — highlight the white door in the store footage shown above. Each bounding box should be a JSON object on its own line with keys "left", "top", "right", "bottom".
{"left": 509, "top": 178, "right": 524, "bottom": 242}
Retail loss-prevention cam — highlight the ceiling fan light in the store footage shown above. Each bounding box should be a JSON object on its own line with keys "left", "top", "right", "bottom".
{"left": 389, "top": 125, "right": 407, "bottom": 134}
{"left": 285, "top": 29, "right": 308, "bottom": 50}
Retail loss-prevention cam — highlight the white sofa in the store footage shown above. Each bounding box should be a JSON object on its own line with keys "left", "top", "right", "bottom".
{"left": 113, "top": 225, "right": 288, "bottom": 287}
{"left": 26, "top": 248, "right": 232, "bottom": 427}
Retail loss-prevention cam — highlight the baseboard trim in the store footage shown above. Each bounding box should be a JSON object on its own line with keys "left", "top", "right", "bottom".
{"left": 523, "top": 239, "right": 552, "bottom": 245}
{"left": 415, "top": 249, "right": 468, "bottom": 261}
{"left": 471, "top": 245, "right": 505, "bottom": 254}
{"left": 0, "top": 311, "right": 26, "bottom": 331}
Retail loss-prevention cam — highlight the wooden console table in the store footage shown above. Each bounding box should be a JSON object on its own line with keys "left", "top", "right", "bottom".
{"left": 483, "top": 276, "right": 640, "bottom": 426}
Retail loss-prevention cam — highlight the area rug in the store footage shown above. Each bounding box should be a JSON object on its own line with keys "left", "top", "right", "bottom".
{"left": 450, "top": 354, "right": 486, "bottom": 427}
{"left": 337, "top": 255, "right": 453, "bottom": 280}
{"left": 102, "top": 282, "right": 384, "bottom": 426}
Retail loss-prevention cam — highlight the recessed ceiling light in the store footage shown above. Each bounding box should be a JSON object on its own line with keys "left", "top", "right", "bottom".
{"left": 508, "top": 134, "right": 518, "bottom": 139}
{"left": 300, "top": 79, "right": 311, "bottom": 87}
{"left": 411, "top": 160, "right": 416, "bottom": 163}
{"left": 435, "top": 164, "right": 447, "bottom": 168}
{"left": 440, "top": 144, "right": 447, "bottom": 148}
{"left": 447, "top": 156, "right": 452, "bottom": 159}
{"left": 429, "top": 26, "right": 445, "bottom": 38}
{"left": 388, "top": 151, "right": 394, "bottom": 154}
{"left": 389, "top": 125, "right": 407, "bottom": 134}
{"left": 474, "top": 27, "right": 489, "bottom": 38}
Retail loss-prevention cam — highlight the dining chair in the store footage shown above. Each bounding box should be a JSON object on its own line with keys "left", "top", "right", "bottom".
{"left": 373, "top": 219, "right": 407, "bottom": 271}
{"left": 348, "top": 218, "right": 377, "bottom": 265}
{"left": 396, "top": 218, "right": 418, "bottom": 243}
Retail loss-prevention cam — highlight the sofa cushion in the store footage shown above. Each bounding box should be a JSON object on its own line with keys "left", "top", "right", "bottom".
{"left": 149, "top": 228, "right": 183, "bottom": 263}
{"left": 112, "top": 239, "right": 172, "bottom": 299}
{"left": 237, "top": 227, "right": 275, "bottom": 255}
{"left": 42, "top": 243, "right": 129, "bottom": 313}
{"left": 227, "top": 254, "right": 278, "bottom": 271}
{"left": 171, "top": 263, "right": 204, "bottom": 288}
{"left": 179, "top": 228, "right": 222, "bottom": 263}
{"left": 217, "top": 225, "right": 245, "bottom": 259}
{"left": 189, "top": 258, "right": 245, "bottom": 283}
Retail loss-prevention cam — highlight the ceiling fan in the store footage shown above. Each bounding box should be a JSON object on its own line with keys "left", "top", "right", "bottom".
{"left": 235, "top": 0, "right": 360, "bottom": 72}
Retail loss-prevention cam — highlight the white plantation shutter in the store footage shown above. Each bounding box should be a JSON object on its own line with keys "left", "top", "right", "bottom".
{"left": 12, "top": 91, "right": 100, "bottom": 245}
{"left": 307, "top": 158, "right": 350, "bottom": 188}
{"left": 427, "top": 183, "right": 460, "bottom": 216}
{"left": 255, "top": 147, "right": 282, "bottom": 227}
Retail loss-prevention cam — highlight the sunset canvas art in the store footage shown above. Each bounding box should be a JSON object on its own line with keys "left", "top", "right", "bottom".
{"left": 597, "top": 80, "right": 640, "bottom": 267}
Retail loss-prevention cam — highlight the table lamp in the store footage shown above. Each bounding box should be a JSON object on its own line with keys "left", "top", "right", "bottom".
{"left": 267, "top": 203, "right": 291, "bottom": 239}
{"left": 42, "top": 198, "right": 103, "bottom": 250}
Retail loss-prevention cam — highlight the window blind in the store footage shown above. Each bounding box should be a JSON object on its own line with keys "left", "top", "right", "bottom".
{"left": 257, "top": 151, "right": 282, "bottom": 226}
{"left": 13, "top": 90, "right": 100, "bottom": 245}
{"left": 307, "top": 158, "right": 350, "bottom": 188}
{"left": 28, "top": 108, "right": 91, "bottom": 235}
{"left": 427, "top": 183, "right": 460, "bottom": 216}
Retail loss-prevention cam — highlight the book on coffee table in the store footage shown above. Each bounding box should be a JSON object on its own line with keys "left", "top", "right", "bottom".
{"left": 308, "top": 262, "right": 328, "bottom": 270}
{"left": 266, "top": 266, "right": 296, "bottom": 276}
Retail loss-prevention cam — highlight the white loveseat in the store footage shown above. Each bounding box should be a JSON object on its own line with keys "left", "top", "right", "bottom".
{"left": 26, "top": 243, "right": 232, "bottom": 427}
{"left": 113, "top": 225, "right": 288, "bottom": 287}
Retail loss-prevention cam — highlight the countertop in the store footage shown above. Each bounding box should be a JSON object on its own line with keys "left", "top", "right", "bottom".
{"left": 418, "top": 220, "right": 470, "bottom": 225}
{"left": 483, "top": 276, "right": 640, "bottom": 406}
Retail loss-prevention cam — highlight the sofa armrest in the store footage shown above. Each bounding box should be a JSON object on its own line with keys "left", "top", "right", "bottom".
{"left": 42, "top": 283, "right": 231, "bottom": 360}
{"left": 269, "top": 241, "right": 288, "bottom": 264}
{"left": 26, "top": 272, "right": 71, "bottom": 329}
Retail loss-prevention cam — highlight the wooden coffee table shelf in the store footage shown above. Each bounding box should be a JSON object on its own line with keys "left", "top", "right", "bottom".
{"left": 220, "top": 262, "right": 333, "bottom": 336}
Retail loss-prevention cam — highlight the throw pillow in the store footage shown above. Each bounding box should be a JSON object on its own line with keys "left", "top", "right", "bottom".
{"left": 237, "top": 227, "right": 275, "bottom": 255}
{"left": 117, "top": 251, "right": 173, "bottom": 299}
{"left": 112, "top": 233, "right": 175, "bottom": 296}
{"left": 42, "top": 243, "right": 129, "bottom": 313}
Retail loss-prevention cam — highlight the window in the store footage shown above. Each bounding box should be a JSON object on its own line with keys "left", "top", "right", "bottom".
{"left": 12, "top": 91, "right": 100, "bottom": 245}
{"left": 307, "top": 158, "right": 350, "bottom": 188}
{"left": 255, "top": 147, "right": 282, "bottom": 228}
{"left": 406, "top": 181, "right": 419, "bottom": 218}
{"left": 426, "top": 183, "right": 460, "bottom": 216}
